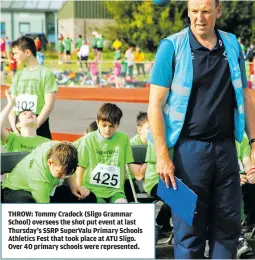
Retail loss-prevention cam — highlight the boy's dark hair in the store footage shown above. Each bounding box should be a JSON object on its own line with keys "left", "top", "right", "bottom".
{"left": 15, "top": 109, "right": 34, "bottom": 125}
{"left": 137, "top": 111, "right": 148, "bottom": 127}
{"left": 47, "top": 142, "right": 78, "bottom": 177}
{"left": 97, "top": 103, "right": 123, "bottom": 125}
{"left": 85, "top": 121, "right": 98, "bottom": 134}
{"left": 11, "top": 36, "right": 36, "bottom": 57}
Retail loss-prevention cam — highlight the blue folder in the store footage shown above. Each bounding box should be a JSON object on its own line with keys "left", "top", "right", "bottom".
{"left": 157, "top": 177, "right": 198, "bottom": 227}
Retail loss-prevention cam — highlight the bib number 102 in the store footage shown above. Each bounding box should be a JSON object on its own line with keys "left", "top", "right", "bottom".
{"left": 16, "top": 100, "right": 35, "bottom": 111}
{"left": 92, "top": 172, "right": 119, "bottom": 187}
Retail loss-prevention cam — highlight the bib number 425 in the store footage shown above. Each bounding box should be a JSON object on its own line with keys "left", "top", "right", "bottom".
{"left": 90, "top": 164, "right": 120, "bottom": 188}
{"left": 93, "top": 172, "right": 118, "bottom": 187}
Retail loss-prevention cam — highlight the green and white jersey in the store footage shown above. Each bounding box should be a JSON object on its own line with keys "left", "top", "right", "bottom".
{"left": 64, "top": 38, "right": 72, "bottom": 51}
{"left": 2, "top": 132, "right": 50, "bottom": 152}
{"left": 130, "top": 134, "right": 146, "bottom": 146}
{"left": 75, "top": 38, "right": 83, "bottom": 50}
{"left": 128, "top": 134, "right": 147, "bottom": 179}
{"left": 143, "top": 142, "right": 173, "bottom": 195}
{"left": 2, "top": 141, "right": 61, "bottom": 203}
{"left": 11, "top": 66, "right": 58, "bottom": 115}
{"left": 236, "top": 133, "right": 251, "bottom": 161}
{"left": 74, "top": 130, "right": 134, "bottom": 198}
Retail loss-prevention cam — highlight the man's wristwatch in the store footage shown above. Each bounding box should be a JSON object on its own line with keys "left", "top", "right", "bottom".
{"left": 249, "top": 138, "right": 255, "bottom": 146}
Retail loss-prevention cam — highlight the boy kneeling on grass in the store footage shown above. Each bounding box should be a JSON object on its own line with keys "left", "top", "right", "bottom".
{"left": 1, "top": 142, "right": 97, "bottom": 203}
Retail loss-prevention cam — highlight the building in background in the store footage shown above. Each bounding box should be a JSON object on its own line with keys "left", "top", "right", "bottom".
{"left": 1, "top": 0, "right": 65, "bottom": 44}
{"left": 58, "top": 1, "right": 114, "bottom": 44}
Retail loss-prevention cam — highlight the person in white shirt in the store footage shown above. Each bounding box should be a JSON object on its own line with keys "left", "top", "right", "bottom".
{"left": 78, "top": 40, "right": 90, "bottom": 71}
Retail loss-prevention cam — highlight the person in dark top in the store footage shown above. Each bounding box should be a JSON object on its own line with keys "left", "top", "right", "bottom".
{"left": 148, "top": 0, "right": 255, "bottom": 258}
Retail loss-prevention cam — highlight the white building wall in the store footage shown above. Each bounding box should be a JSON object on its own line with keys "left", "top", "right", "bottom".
{"left": 13, "top": 12, "right": 46, "bottom": 40}
{"left": 1, "top": 12, "right": 46, "bottom": 41}
{"left": 1, "top": 12, "right": 12, "bottom": 38}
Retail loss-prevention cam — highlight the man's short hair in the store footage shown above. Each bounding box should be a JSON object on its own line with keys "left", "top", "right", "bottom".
{"left": 136, "top": 111, "right": 148, "bottom": 127}
{"left": 11, "top": 36, "right": 36, "bottom": 57}
{"left": 97, "top": 103, "right": 123, "bottom": 125}
{"left": 46, "top": 142, "right": 78, "bottom": 177}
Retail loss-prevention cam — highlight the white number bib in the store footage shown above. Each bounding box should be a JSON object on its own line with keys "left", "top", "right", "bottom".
{"left": 90, "top": 164, "right": 120, "bottom": 188}
{"left": 15, "top": 94, "right": 38, "bottom": 113}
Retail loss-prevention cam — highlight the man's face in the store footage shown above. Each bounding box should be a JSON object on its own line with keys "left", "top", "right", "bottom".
{"left": 17, "top": 110, "right": 37, "bottom": 129}
{"left": 12, "top": 46, "right": 30, "bottom": 65}
{"left": 188, "top": 0, "right": 221, "bottom": 37}
{"left": 97, "top": 120, "right": 119, "bottom": 139}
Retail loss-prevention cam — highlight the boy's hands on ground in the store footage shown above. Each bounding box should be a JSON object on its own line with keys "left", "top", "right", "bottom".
{"left": 71, "top": 185, "right": 90, "bottom": 200}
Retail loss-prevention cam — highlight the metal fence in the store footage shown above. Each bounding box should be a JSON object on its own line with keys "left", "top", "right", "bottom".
{"left": 1, "top": 59, "right": 153, "bottom": 88}
{"left": 1, "top": 58, "right": 255, "bottom": 88}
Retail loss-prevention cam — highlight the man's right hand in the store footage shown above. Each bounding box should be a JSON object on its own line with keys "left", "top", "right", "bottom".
{"left": 157, "top": 155, "right": 176, "bottom": 189}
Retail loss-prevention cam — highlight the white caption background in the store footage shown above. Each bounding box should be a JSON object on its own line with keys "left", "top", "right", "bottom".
{"left": 2, "top": 203, "right": 155, "bottom": 259}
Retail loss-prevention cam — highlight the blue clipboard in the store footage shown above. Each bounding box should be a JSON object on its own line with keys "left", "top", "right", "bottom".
{"left": 157, "top": 177, "right": 198, "bottom": 227}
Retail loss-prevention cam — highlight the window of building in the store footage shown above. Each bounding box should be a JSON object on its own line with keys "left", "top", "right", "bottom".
{"left": 1, "top": 22, "right": 6, "bottom": 37}
{"left": 19, "top": 23, "right": 30, "bottom": 34}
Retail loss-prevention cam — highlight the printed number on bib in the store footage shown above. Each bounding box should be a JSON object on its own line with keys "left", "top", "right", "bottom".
{"left": 15, "top": 94, "right": 38, "bottom": 113}
{"left": 90, "top": 164, "right": 120, "bottom": 188}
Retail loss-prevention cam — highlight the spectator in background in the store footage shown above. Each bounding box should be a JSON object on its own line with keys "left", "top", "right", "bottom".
{"left": 96, "top": 34, "right": 104, "bottom": 61}
{"left": 78, "top": 40, "right": 90, "bottom": 71}
{"left": 64, "top": 36, "right": 73, "bottom": 63}
{"left": 247, "top": 40, "right": 255, "bottom": 77}
{"left": 91, "top": 31, "right": 99, "bottom": 60}
{"left": 90, "top": 61, "right": 99, "bottom": 87}
{"left": 113, "top": 37, "right": 122, "bottom": 61}
{"left": 5, "top": 37, "right": 12, "bottom": 58}
{"left": 60, "top": 34, "right": 64, "bottom": 41}
{"left": 112, "top": 37, "right": 122, "bottom": 50}
{"left": 56, "top": 38, "right": 64, "bottom": 64}
{"left": 1, "top": 38, "right": 6, "bottom": 57}
{"left": 9, "top": 52, "right": 17, "bottom": 80}
{"left": 134, "top": 47, "right": 145, "bottom": 77}
{"left": 125, "top": 46, "right": 134, "bottom": 77}
{"left": 75, "top": 34, "right": 83, "bottom": 53}
{"left": 34, "top": 37, "right": 41, "bottom": 51}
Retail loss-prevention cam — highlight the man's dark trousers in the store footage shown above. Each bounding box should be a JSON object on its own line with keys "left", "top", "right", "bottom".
{"left": 171, "top": 137, "right": 241, "bottom": 259}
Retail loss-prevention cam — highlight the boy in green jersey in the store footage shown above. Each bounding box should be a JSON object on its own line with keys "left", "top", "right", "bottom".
{"left": 74, "top": 103, "right": 146, "bottom": 203}
{"left": 231, "top": 135, "right": 255, "bottom": 258}
{"left": 144, "top": 142, "right": 172, "bottom": 234}
{"left": 236, "top": 134, "right": 255, "bottom": 223}
{"left": 1, "top": 89, "right": 49, "bottom": 152}
{"left": 8, "top": 36, "right": 58, "bottom": 139}
{"left": 2, "top": 142, "right": 97, "bottom": 203}
{"left": 125, "top": 111, "right": 149, "bottom": 202}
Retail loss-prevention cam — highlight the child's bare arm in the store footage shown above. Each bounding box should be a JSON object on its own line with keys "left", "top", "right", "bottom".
{"left": 76, "top": 166, "right": 86, "bottom": 187}
{"left": 127, "top": 163, "right": 147, "bottom": 181}
{"left": 1, "top": 89, "right": 15, "bottom": 142}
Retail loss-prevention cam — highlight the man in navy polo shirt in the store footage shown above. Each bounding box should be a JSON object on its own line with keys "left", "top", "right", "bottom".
{"left": 148, "top": 0, "right": 255, "bottom": 258}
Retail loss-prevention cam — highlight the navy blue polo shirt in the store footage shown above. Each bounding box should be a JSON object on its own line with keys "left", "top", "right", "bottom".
{"left": 180, "top": 28, "right": 235, "bottom": 142}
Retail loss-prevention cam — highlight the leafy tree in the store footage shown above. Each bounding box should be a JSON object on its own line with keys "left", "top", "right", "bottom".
{"left": 104, "top": 1, "right": 254, "bottom": 51}
{"left": 104, "top": 1, "right": 187, "bottom": 51}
